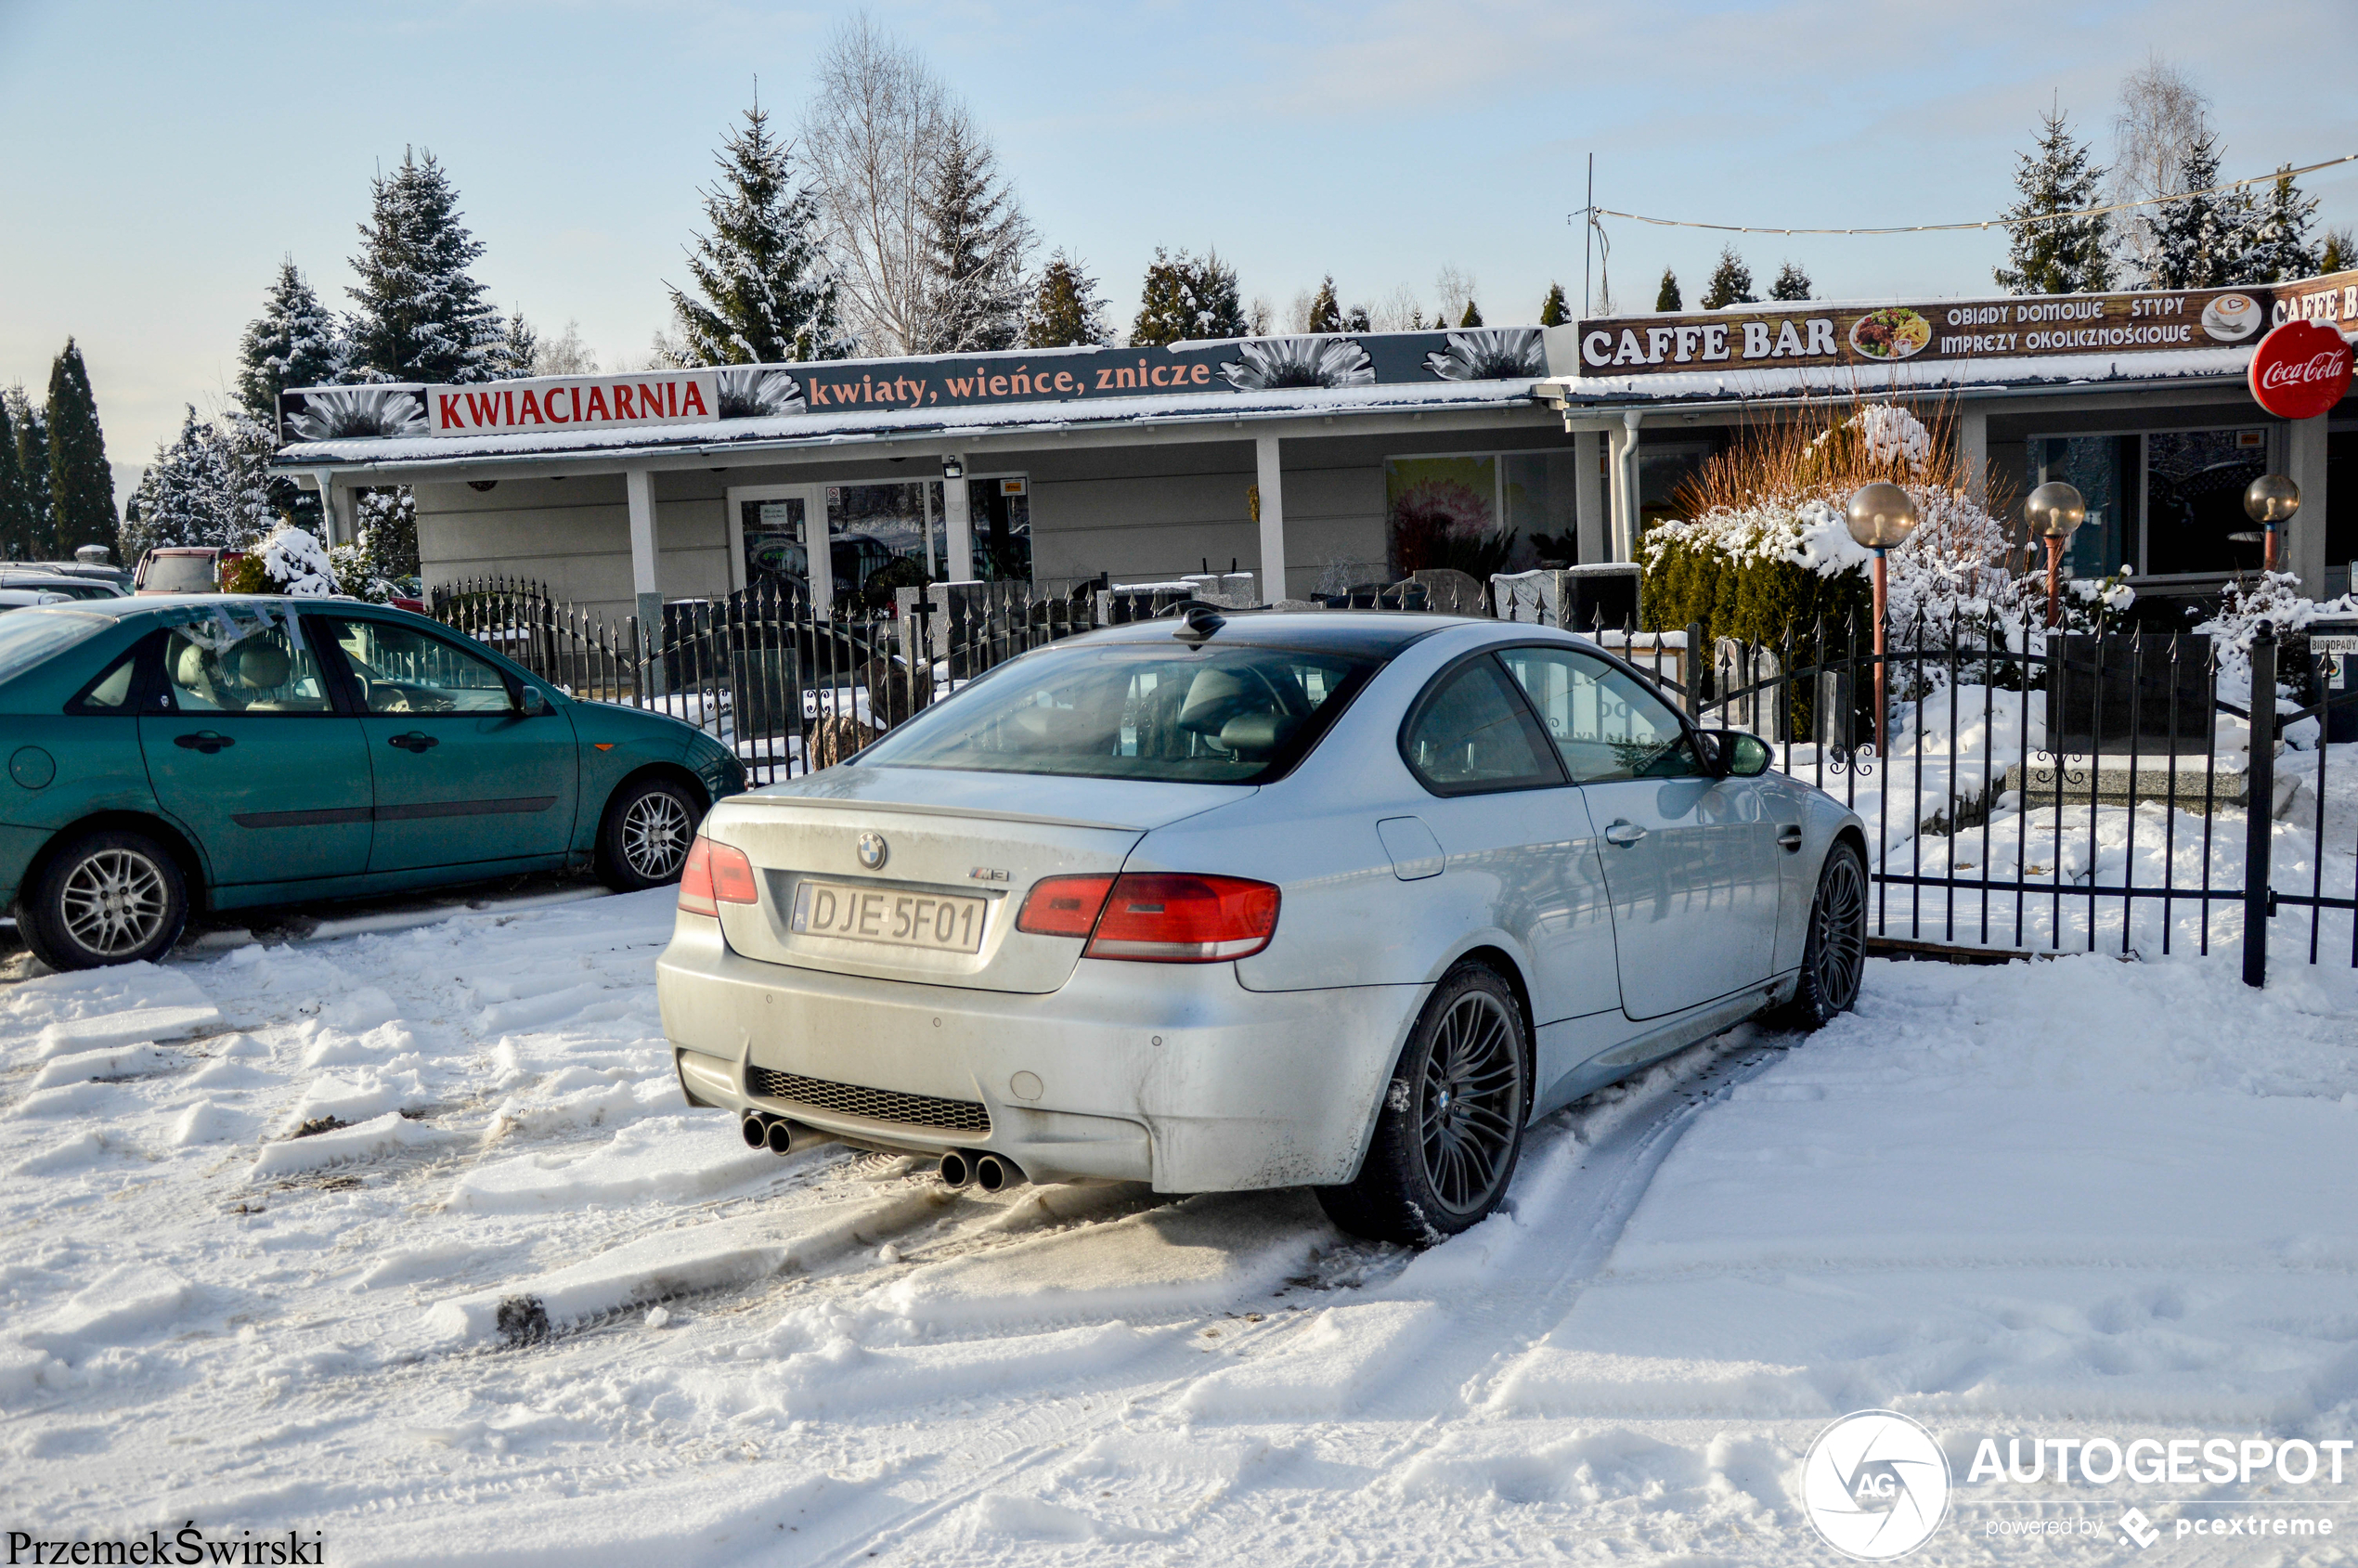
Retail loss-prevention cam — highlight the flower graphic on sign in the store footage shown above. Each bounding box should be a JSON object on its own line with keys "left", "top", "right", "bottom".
{"left": 283, "top": 385, "right": 429, "bottom": 440}
{"left": 716, "top": 368, "right": 807, "bottom": 418}
{"left": 1423, "top": 327, "right": 1546, "bottom": 381}
{"left": 1219, "top": 336, "right": 1377, "bottom": 391}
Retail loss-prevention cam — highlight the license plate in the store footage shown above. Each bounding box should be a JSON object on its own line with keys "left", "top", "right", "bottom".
{"left": 790, "top": 879, "right": 988, "bottom": 952}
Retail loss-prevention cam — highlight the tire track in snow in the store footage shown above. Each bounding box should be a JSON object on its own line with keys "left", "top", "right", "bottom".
{"left": 784, "top": 1030, "right": 1788, "bottom": 1564}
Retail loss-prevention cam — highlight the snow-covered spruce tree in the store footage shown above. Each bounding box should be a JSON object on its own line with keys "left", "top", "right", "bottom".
{"left": 1701, "top": 247, "right": 1755, "bottom": 309}
{"left": 347, "top": 149, "right": 505, "bottom": 383}
{"left": 1130, "top": 249, "right": 1248, "bottom": 347}
{"left": 1769, "top": 261, "right": 1812, "bottom": 301}
{"left": 1021, "top": 251, "right": 1109, "bottom": 347}
{"left": 1538, "top": 282, "right": 1570, "bottom": 327}
{"left": 7, "top": 386, "right": 51, "bottom": 557}
{"left": 235, "top": 259, "right": 348, "bottom": 420}
{"left": 45, "top": 341, "right": 116, "bottom": 561}
{"left": 497, "top": 313, "right": 539, "bottom": 378}
{"left": 1458, "top": 297, "right": 1483, "bottom": 327}
{"left": 1653, "top": 268, "right": 1681, "bottom": 312}
{"left": 2132, "top": 131, "right": 2243, "bottom": 290}
{"left": 353, "top": 487, "right": 419, "bottom": 579}
{"left": 914, "top": 111, "right": 1030, "bottom": 355}
{"left": 127, "top": 408, "right": 232, "bottom": 559}
{"left": 1343, "top": 305, "right": 1372, "bottom": 332}
{"left": 0, "top": 396, "right": 33, "bottom": 560}
{"left": 1994, "top": 107, "right": 2112, "bottom": 294}
{"left": 671, "top": 103, "right": 846, "bottom": 365}
{"left": 2236, "top": 166, "right": 2319, "bottom": 284}
{"left": 1305, "top": 276, "right": 1343, "bottom": 334}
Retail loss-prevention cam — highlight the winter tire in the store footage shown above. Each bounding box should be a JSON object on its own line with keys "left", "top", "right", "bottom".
{"left": 21, "top": 830, "right": 189, "bottom": 971}
{"left": 1317, "top": 961, "right": 1529, "bottom": 1246}
{"left": 1772, "top": 837, "right": 1867, "bottom": 1031}
{"left": 595, "top": 775, "right": 701, "bottom": 891}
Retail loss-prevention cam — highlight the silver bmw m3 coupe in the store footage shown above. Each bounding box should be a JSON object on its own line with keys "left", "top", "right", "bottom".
{"left": 656, "top": 609, "right": 1867, "bottom": 1243}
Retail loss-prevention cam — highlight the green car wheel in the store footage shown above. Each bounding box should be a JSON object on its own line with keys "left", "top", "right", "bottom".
{"left": 596, "top": 776, "right": 701, "bottom": 892}
{"left": 22, "top": 829, "right": 190, "bottom": 971}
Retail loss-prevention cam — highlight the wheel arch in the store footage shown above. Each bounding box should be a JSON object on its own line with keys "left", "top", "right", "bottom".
{"left": 602, "top": 761, "right": 712, "bottom": 826}
{"left": 22, "top": 811, "right": 211, "bottom": 914}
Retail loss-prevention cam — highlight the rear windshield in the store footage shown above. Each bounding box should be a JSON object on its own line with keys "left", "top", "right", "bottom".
{"left": 858, "top": 639, "right": 1381, "bottom": 784}
{"left": 140, "top": 554, "right": 217, "bottom": 593}
{"left": 0, "top": 608, "right": 110, "bottom": 686}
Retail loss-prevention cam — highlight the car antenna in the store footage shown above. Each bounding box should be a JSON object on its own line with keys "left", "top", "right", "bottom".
{"left": 1165, "top": 600, "right": 1227, "bottom": 641}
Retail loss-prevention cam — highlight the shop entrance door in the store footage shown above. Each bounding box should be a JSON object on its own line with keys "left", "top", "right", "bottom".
{"left": 731, "top": 484, "right": 830, "bottom": 607}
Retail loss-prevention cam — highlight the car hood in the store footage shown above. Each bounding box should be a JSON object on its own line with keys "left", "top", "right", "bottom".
{"left": 734, "top": 765, "right": 1254, "bottom": 833}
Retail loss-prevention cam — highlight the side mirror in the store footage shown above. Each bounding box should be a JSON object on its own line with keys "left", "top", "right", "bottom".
{"left": 1705, "top": 728, "right": 1772, "bottom": 778}
{"left": 513, "top": 685, "right": 550, "bottom": 717}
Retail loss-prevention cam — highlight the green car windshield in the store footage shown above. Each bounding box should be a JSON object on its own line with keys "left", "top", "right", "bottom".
{"left": 0, "top": 608, "right": 110, "bottom": 688}
{"left": 858, "top": 640, "right": 1380, "bottom": 784}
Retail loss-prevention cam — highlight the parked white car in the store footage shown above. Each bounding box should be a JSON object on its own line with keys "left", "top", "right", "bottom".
{"left": 657, "top": 610, "right": 1867, "bottom": 1242}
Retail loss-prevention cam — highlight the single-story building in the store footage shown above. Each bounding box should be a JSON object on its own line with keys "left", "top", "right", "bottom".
{"left": 270, "top": 272, "right": 2358, "bottom": 621}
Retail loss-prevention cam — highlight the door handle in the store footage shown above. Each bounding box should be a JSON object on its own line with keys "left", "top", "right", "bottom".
{"left": 388, "top": 732, "right": 439, "bottom": 753}
{"left": 174, "top": 732, "right": 234, "bottom": 754}
{"left": 1777, "top": 823, "right": 1805, "bottom": 853}
{"left": 1602, "top": 819, "right": 1647, "bottom": 848}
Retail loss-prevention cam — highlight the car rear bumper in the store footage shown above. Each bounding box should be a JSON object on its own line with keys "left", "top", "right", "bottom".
{"left": 655, "top": 912, "right": 1425, "bottom": 1192}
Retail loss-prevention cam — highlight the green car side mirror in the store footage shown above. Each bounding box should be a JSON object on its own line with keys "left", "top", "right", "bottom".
{"left": 513, "top": 685, "right": 550, "bottom": 717}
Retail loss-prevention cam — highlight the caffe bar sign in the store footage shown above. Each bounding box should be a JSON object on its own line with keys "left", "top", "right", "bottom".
{"left": 1573, "top": 269, "right": 2358, "bottom": 378}
{"left": 275, "top": 328, "right": 1551, "bottom": 446}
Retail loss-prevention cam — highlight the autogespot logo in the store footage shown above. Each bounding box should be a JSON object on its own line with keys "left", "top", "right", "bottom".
{"left": 1803, "top": 1410, "right": 1953, "bottom": 1560}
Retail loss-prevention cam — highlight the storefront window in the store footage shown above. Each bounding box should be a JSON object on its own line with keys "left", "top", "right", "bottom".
{"left": 2144, "top": 429, "right": 2268, "bottom": 578}
{"left": 2030, "top": 436, "right": 2131, "bottom": 579}
{"left": 1503, "top": 452, "right": 1580, "bottom": 564}
{"left": 1387, "top": 455, "right": 1496, "bottom": 579}
{"left": 741, "top": 496, "right": 812, "bottom": 597}
{"left": 829, "top": 481, "right": 944, "bottom": 609}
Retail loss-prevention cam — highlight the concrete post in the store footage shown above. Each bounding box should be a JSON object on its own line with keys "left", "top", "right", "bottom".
{"left": 2284, "top": 416, "right": 2329, "bottom": 590}
{"left": 1573, "top": 428, "right": 1607, "bottom": 565}
{"left": 1958, "top": 408, "right": 1989, "bottom": 507}
{"left": 944, "top": 466, "right": 974, "bottom": 582}
{"left": 626, "top": 468, "right": 660, "bottom": 628}
{"left": 1255, "top": 433, "right": 1287, "bottom": 601}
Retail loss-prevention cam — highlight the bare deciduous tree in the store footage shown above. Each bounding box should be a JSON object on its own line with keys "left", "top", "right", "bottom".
{"left": 801, "top": 16, "right": 949, "bottom": 356}
{"left": 1433, "top": 264, "right": 1479, "bottom": 327}
{"left": 2110, "top": 54, "right": 2212, "bottom": 277}
{"left": 1370, "top": 283, "right": 1426, "bottom": 331}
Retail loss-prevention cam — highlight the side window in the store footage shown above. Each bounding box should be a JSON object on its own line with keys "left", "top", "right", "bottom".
{"left": 69, "top": 641, "right": 147, "bottom": 714}
{"left": 1496, "top": 646, "right": 1706, "bottom": 783}
{"left": 160, "top": 627, "right": 334, "bottom": 715}
{"left": 1400, "top": 656, "right": 1563, "bottom": 795}
{"left": 323, "top": 617, "right": 512, "bottom": 714}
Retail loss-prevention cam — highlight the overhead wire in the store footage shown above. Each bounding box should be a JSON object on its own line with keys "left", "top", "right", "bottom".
{"left": 1568, "top": 150, "right": 2358, "bottom": 238}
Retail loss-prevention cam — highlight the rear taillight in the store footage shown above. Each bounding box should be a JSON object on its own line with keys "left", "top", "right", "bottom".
{"left": 1015, "top": 872, "right": 1279, "bottom": 962}
{"left": 679, "top": 836, "right": 758, "bottom": 916}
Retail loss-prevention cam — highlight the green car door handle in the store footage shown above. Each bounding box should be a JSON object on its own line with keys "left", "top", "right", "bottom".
{"left": 388, "top": 732, "right": 440, "bottom": 753}
{"left": 174, "top": 732, "right": 234, "bottom": 754}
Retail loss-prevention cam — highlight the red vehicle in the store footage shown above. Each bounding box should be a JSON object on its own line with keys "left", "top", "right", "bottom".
{"left": 134, "top": 547, "right": 248, "bottom": 595}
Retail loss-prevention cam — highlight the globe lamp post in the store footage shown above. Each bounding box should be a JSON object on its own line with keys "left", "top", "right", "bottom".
{"left": 2243, "top": 473, "right": 2300, "bottom": 575}
{"left": 2024, "top": 481, "right": 2087, "bottom": 630}
{"left": 1845, "top": 482, "right": 1920, "bottom": 759}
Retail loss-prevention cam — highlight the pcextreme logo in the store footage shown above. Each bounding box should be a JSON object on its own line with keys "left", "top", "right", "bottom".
{"left": 1802, "top": 1410, "right": 1953, "bottom": 1561}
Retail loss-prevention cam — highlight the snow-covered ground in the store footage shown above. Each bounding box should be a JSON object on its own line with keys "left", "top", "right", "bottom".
{"left": 4, "top": 889, "right": 2358, "bottom": 1563}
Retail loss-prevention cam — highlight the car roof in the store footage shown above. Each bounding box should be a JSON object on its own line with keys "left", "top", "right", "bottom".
{"left": 29, "top": 593, "right": 386, "bottom": 622}
{"left": 1072, "top": 609, "right": 1468, "bottom": 659}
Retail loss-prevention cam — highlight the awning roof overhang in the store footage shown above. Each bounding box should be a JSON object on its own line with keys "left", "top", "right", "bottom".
{"left": 270, "top": 378, "right": 1557, "bottom": 487}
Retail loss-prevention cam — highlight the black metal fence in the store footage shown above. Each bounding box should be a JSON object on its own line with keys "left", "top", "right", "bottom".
{"left": 431, "top": 577, "right": 2354, "bottom": 986}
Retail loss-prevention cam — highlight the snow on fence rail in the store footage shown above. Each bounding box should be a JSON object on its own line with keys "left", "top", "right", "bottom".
{"left": 430, "top": 579, "right": 2355, "bottom": 984}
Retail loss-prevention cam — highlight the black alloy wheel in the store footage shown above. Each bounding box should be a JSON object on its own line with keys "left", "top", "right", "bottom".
{"left": 1318, "top": 961, "right": 1529, "bottom": 1246}
{"left": 1774, "top": 838, "right": 1868, "bottom": 1030}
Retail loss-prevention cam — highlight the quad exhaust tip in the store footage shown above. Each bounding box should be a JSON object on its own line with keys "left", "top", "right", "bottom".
{"left": 742, "top": 1112, "right": 835, "bottom": 1157}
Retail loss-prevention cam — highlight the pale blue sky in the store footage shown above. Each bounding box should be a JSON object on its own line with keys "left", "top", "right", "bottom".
{"left": 5, "top": 0, "right": 2355, "bottom": 483}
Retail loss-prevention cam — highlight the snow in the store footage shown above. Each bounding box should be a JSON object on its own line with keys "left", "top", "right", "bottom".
{"left": 4, "top": 864, "right": 2357, "bottom": 1561}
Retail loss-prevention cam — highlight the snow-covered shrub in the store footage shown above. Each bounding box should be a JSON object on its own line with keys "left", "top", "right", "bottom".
{"left": 2193, "top": 571, "right": 2358, "bottom": 715}
{"left": 254, "top": 524, "right": 337, "bottom": 595}
{"left": 1641, "top": 402, "right": 2027, "bottom": 655}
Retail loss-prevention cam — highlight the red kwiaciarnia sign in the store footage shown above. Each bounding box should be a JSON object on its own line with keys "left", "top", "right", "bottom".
{"left": 2248, "top": 318, "right": 2353, "bottom": 420}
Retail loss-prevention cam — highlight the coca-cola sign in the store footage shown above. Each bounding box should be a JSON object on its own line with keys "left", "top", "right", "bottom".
{"left": 2248, "top": 318, "right": 2352, "bottom": 420}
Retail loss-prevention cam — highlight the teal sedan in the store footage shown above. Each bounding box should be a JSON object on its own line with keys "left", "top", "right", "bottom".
{"left": 0, "top": 596, "right": 745, "bottom": 969}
